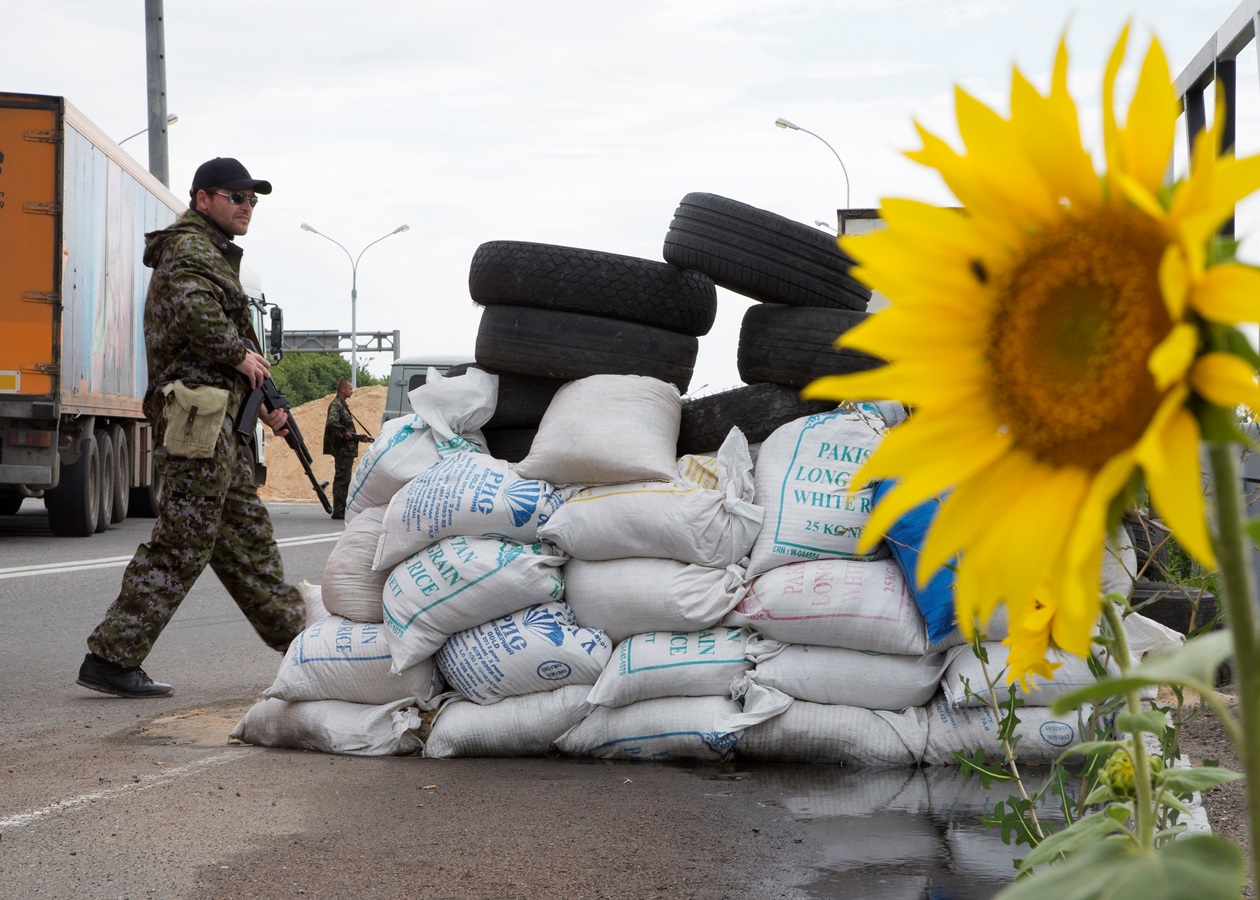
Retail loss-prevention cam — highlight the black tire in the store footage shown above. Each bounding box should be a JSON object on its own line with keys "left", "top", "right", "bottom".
{"left": 737, "top": 304, "right": 883, "bottom": 388}
{"left": 678, "top": 383, "right": 838, "bottom": 454}
{"left": 45, "top": 434, "right": 100, "bottom": 537}
{"left": 446, "top": 362, "right": 566, "bottom": 429}
{"left": 94, "top": 430, "right": 114, "bottom": 533}
{"left": 469, "top": 240, "right": 718, "bottom": 337}
{"left": 1129, "top": 580, "right": 1220, "bottom": 635}
{"left": 662, "top": 192, "right": 871, "bottom": 310}
{"left": 482, "top": 428, "right": 537, "bottom": 464}
{"left": 475, "top": 305, "right": 697, "bottom": 392}
{"left": 0, "top": 496, "right": 23, "bottom": 515}
{"left": 1124, "top": 513, "right": 1171, "bottom": 579}
{"left": 110, "top": 424, "right": 130, "bottom": 524}
{"left": 129, "top": 467, "right": 164, "bottom": 519}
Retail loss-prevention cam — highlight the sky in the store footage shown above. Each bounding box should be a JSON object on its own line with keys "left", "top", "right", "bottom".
{"left": 4, "top": 0, "right": 1256, "bottom": 394}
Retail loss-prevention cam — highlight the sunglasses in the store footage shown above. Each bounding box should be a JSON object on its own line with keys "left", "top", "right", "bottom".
{"left": 213, "top": 190, "right": 260, "bottom": 207}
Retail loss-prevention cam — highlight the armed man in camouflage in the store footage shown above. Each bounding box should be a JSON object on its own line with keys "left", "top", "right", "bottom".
{"left": 323, "top": 378, "right": 371, "bottom": 519}
{"left": 76, "top": 157, "right": 304, "bottom": 699}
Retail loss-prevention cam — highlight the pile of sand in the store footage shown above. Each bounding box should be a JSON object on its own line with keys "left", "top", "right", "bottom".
{"left": 258, "top": 385, "right": 388, "bottom": 504}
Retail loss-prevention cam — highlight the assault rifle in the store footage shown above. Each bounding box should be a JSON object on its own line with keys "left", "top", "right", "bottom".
{"left": 235, "top": 342, "right": 333, "bottom": 513}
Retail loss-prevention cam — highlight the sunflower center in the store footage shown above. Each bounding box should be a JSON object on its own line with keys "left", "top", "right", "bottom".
{"left": 985, "top": 209, "right": 1173, "bottom": 470}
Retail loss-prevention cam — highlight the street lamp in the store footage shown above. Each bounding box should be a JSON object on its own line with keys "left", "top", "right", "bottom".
{"left": 775, "top": 117, "right": 851, "bottom": 210}
{"left": 118, "top": 114, "right": 178, "bottom": 146}
{"left": 814, "top": 220, "right": 837, "bottom": 232}
{"left": 300, "top": 222, "right": 410, "bottom": 387}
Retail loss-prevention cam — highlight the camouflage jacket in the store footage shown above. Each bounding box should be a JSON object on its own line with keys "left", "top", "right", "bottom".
{"left": 323, "top": 397, "right": 358, "bottom": 457}
{"left": 141, "top": 210, "right": 259, "bottom": 425}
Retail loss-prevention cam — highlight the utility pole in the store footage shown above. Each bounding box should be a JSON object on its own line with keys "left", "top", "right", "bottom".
{"left": 144, "top": 0, "right": 172, "bottom": 187}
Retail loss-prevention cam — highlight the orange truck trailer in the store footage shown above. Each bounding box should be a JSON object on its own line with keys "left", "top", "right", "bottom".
{"left": 0, "top": 92, "right": 274, "bottom": 536}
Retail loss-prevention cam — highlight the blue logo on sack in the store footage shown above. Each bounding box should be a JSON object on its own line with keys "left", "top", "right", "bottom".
{"left": 505, "top": 479, "right": 543, "bottom": 526}
{"left": 523, "top": 604, "right": 567, "bottom": 646}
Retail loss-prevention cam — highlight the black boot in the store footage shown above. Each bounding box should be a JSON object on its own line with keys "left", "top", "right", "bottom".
{"left": 76, "top": 653, "right": 173, "bottom": 698}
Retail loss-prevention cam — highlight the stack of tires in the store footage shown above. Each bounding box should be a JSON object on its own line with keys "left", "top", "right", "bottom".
{"left": 467, "top": 239, "right": 718, "bottom": 461}
{"left": 661, "top": 192, "right": 883, "bottom": 454}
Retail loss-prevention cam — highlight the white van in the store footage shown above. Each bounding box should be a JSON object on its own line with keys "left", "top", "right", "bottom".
{"left": 382, "top": 354, "right": 475, "bottom": 426}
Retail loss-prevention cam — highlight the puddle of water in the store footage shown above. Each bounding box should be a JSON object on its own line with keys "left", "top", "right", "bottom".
{"left": 741, "top": 764, "right": 1068, "bottom": 900}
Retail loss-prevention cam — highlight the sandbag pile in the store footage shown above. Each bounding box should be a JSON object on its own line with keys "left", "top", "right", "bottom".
{"left": 232, "top": 369, "right": 1164, "bottom": 763}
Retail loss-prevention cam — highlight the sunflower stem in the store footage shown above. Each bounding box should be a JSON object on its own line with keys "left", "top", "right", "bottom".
{"left": 1205, "top": 441, "right": 1260, "bottom": 888}
{"left": 1102, "top": 599, "right": 1156, "bottom": 851}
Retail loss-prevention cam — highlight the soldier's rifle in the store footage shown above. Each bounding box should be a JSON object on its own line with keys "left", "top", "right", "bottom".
{"left": 235, "top": 341, "right": 333, "bottom": 513}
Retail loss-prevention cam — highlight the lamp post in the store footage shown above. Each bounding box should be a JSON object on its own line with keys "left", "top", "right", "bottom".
{"left": 775, "top": 117, "right": 851, "bottom": 210}
{"left": 300, "top": 223, "right": 410, "bottom": 387}
{"left": 119, "top": 114, "right": 178, "bottom": 146}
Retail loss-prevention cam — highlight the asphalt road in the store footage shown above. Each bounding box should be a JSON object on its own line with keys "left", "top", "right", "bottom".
{"left": 0, "top": 500, "right": 820, "bottom": 899}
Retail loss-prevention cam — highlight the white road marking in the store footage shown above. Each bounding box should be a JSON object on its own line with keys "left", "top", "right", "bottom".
{"left": 0, "top": 532, "right": 341, "bottom": 580}
{"left": 0, "top": 749, "right": 252, "bottom": 829}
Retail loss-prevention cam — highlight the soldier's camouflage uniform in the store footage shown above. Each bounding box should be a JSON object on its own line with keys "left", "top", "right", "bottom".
{"left": 323, "top": 395, "right": 358, "bottom": 517}
{"left": 87, "top": 210, "right": 303, "bottom": 668}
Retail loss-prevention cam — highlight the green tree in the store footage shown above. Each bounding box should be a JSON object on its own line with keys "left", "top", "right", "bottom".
{"left": 269, "top": 353, "right": 388, "bottom": 407}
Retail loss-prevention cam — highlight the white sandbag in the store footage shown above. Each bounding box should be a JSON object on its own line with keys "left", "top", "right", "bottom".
{"left": 736, "top": 701, "right": 927, "bottom": 765}
{"left": 563, "top": 558, "right": 744, "bottom": 644}
{"left": 921, "top": 692, "right": 1090, "bottom": 765}
{"left": 229, "top": 697, "right": 423, "bottom": 757}
{"left": 265, "top": 615, "right": 442, "bottom": 707}
{"left": 538, "top": 428, "right": 763, "bottom": 568}
{"left": 726, "top": 556, "right": 937, "bottom": 655}
{"left": 555, "top": 686, "right": 791, "bottom": 762}
{"left": 423, "top": 685, "right": 591, "bottom": 758}
{"left": 744, "top": 637, "right": 945, "bottom": 709}
{"left": 346, "top": 367, "right": 495, "bottom": 520}
{"left": 514, "top": 374, "right": 682, "bottom": 486}
{"left": 321, "top": 507, "right": 388, "bottom": 623}
{"left": 586, "top": 626, "right": 754, "bottom": 708}
{"left": 745, "top": 405, "right": 890, "bottom": 577}
{"left": 299, "top": 579, "right": 329, "bottom": 627}
{"left": 436, "top": 601, "right": 611, "bottom": 704}
{"left": 374, "top": 451, "right": 564, "bottom": 573}
{"left": 383, "top": 536, "right": 567, "bottom": 672}
{"left": 939, "top": 641, "right": 1116, "bottom": 708}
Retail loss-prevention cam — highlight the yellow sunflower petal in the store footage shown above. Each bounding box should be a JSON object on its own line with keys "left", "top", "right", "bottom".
{"left": 1191, "top": 352, "right": 1260, "bottom": 413}
{"left": 1119, "top": 36, "right": 1176, "bottom": 194}
{"left": 1137, "top": 402, "right": 1216, "bottom": 568}
{"left": 1101, "top": 22, "right": 1131, "bottom": 197}
{"left": 1148, "top": 323, "right": 1198, "bottom": 390}
{"left": 1158, "top": 244, "right": 1190, "bottom": 320}
{"left": 1188, "top": 262, "right": 1260, "bottom": 325}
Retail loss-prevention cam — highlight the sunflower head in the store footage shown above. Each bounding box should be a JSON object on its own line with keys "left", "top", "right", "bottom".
{"left": 804, "top": 26, "right": 1260, "bottom": 687}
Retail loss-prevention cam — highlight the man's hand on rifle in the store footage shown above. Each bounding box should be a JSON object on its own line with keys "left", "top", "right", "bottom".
{"left": 356, "top": 433, "right": 373, "bottom": 443}
{"left": 261, "top": 406, "right": 290, "bottom": 438}
{"left": 234, "top": 348, "right": 272, "bottom": 390}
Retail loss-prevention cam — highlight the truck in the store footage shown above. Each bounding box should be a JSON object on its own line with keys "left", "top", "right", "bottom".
{"left": 0, "top": 92, "right": 281, "bottom": 536}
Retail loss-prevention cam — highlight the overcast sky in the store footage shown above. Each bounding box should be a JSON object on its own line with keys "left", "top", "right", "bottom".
{"left": 5, "top": 0, "right": 1254, "bottom": 392}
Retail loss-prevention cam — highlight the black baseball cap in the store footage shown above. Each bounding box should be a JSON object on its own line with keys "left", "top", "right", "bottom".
{"left": 189, "top": 157, "right": 272, "bottom": 197}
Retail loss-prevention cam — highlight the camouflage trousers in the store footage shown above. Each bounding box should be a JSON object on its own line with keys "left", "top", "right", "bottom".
{"left": 331, "top": 453, "right": 356, "bottom": 517}
{"left": 88, "top": 424, "right": 303, "bottom": 668}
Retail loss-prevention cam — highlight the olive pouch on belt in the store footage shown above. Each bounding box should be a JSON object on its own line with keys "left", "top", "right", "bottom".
{"left": 160, "top": 381, "right": 230, "bottom": 459}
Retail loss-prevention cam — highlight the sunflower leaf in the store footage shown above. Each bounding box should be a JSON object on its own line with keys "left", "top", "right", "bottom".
{"left": 1000, "top": 835, "right": 1245, "bottom": 900}
{"left": 1160, "top": 766, "right": 1242, "bottom": 793}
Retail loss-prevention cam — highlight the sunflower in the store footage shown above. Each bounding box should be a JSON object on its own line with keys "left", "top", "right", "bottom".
{"left": 804, "top": 26, "right": 1260, "bottom": 687}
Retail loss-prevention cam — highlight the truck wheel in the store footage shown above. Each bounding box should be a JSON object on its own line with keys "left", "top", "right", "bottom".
{"left": 736, "top": 304, "right": 883, "bottom": 388}
{"left": 46, "top": 434, "right": 100, "bottom": 537}
{"left": 110, "top": 424, "right": 130, "bottom": 523}
{"left": 94, "top": 430, "right": 114, "bottom": 533}
{"left": 129, "top": 469, "right": 164, "bottom": 519}
{"left": 662, "top": 192, "right": 871, "bottom": 310}
{"left": 469, "top": 240, "right": 718, "bottom": 337}
{"left": 678, "top": 383, "right": 838, "bottom": 454}
{"left": 475, "top": 305, "right": 697, "bottom": 392}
